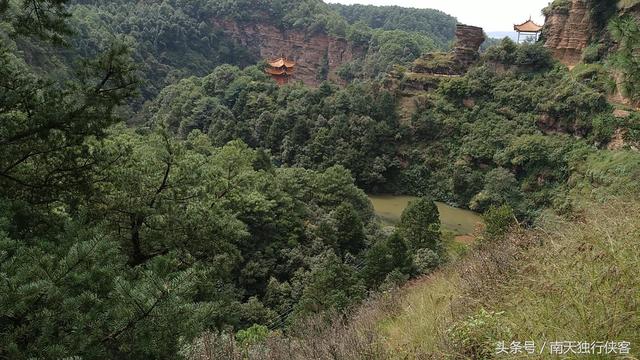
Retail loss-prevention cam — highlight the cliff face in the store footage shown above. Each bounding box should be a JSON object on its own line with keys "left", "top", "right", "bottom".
{"left": 544, "top": 2, "right": 640, "bottom": 107}
{"left": 543, "top": 0, "right": 593, "bottom": 67}
{"left": 452, "top": 25, "right": 486, "bottom": 70}
{"left": 213, "top": 19, "right": 358, "bottom": 86}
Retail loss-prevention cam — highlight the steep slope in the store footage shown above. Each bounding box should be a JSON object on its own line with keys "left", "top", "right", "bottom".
{"left": 543, "top": 0, "right": 640, "bottom": 107}
{"left": 182, "top": 149, "right": 640, "bottom": 359}
{"left": 543, "top": 0, "right": 594, "bottom": 66}
{"left": 375, "top": 149, "right": 640, "bottom": 358}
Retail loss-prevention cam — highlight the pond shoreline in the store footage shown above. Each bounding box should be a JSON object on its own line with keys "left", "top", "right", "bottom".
{"left": 368, "top": 195, "right": 483, "bottom": 237}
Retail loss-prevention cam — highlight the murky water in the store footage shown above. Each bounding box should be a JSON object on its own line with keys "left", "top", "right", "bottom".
{"left": 368, "top": 195, "right": 483, "bottom": 235}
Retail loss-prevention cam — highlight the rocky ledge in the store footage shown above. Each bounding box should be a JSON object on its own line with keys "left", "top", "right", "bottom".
{"left": 411, "top": 24, "right": 484, "bottom": 76}
{"left": 401, "top": 24, "right": 484, "bottom": 92}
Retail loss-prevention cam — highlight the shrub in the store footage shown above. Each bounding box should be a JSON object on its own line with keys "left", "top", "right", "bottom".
{"left": 379, "top": 269, "right": 410, "bottom": 292}
{"left": 482, "top": 205, "right": 516, "bottom": 240}
{"left": 412, "top": 248, "right": 441, "bottom": 274}
{"left": 589, "top": 113, "right": 617, "bottom": 145}
{"left": 483, "top": 38, "right": 517, "bottom": 65}
{"left": 484, "top": 39, "right": 554, "bottom": 71}
{"left": 609, "top": 16, "right": 640, "bottom": 102}
{"left": 581, "top": 43, "right": 603, "bottom": 63}
{"left": 469, "top": 168, "right": 522, "bottom": 214}
{"left": 515, "top": 43, "right": 554, "bottom": 70}
{"left": 542, "top": 0, "right": 571, "bottom": 16}
{"left": 623, "top": 113, "right": 640, "bottom": 143}
{"left": 236, "top": 324, "right": 270, "bottom": 347}
{"left": 448, "top": 309, "right": 512, "bottom": 359}
{"left": 571, "top": 63, "right": 617, "bottom": 94}
{"left": 586, "top": 0, "right": 619, "bottom": 31}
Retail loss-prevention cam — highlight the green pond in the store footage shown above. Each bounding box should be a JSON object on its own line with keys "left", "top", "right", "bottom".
{"left": 368, "top": 195, "right": 483, "bottom": 236}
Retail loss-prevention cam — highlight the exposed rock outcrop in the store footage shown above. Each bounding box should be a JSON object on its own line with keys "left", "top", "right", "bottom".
{"left": 411, "top": 25, "right": 484, "bottom": 76}
{"left": 453, "top": 25, "right": 486, "bottom": 70}
{"left": 213, "top": 19, "right": 359, "bottom": 86}
{"left": 543, "top": 0, "right": 593, "bottom": 67}
{"left": 401, "top": 24, "right": 484, "bottom": 92}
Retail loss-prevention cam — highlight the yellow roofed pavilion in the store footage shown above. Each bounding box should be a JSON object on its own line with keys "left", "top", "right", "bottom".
{"left": 267, "top": 58, "right": 296, "bottom": 69}
{"left": 514, "top": 18, "right": 543, "bottom": 43}
{"left": 265, "top": 57, "right": 296, "bottom": 85}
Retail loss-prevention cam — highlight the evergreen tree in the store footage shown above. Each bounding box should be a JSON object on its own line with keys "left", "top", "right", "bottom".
{"left": 296, "top": 252, "right": 365, "bottom": 316}
{"left": 363, "top": 232, "right": 413, "bottom": 288}
{"left": 398, "top": 197, "right": 442, "bottom": 253}
{"left": 333, "top": 202, "right": 367, "bottom": 257}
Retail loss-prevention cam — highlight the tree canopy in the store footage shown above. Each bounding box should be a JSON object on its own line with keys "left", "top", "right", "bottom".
{"left": 2, "top": 0, "right": 638, "bottom": 358}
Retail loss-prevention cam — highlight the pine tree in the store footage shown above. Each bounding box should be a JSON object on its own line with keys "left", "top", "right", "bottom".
{"left": 398, "top": 197, "right": 442, "bottom": 253}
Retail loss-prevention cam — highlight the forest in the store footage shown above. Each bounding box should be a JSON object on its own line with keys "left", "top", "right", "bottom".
{"left": 21, "top": 0, "right": 454, "bottom": 109}
{"left": 329, "top": 3, "right": 457, "bottom": 48}
{"left": 1, "top": 0, "right": 639, "bottom": 359}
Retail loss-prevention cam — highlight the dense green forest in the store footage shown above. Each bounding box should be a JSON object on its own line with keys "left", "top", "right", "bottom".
{"left": 143, "top": 38, "right": 638, "bottom": 220}
{"left": 0, "top": 0, "right": 447, "bottom": 357}
{"left": 329, "top": 3, "right": 457, "bottom": 48}
{"left": 17, "top": 0, "right": 455, "bottom": 110}
{"left": 1, "top": 0, "right": 639, "bottom": 358}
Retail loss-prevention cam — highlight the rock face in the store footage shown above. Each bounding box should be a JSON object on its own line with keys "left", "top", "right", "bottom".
{"left": 543, "top": 1, "right": 640, "bottom": 107}
{"left": 452, "top": 25, "right": 486, "bottom": 70}
{"left": 213, "top": 19, "right": 358, "bottom": 86}
{"left": 543, "top": 0, "right": 593, "bottom": 66}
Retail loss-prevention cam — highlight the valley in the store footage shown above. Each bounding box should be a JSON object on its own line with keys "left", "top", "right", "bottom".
{"left": 0, "top": 0, "right": 639, "bottom": 359}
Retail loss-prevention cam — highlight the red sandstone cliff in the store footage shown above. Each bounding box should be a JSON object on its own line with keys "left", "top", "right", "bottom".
{"left": 543, "top": 0, "right": 593, "bottom": 67}
{"left": 544, "top": 1, "right": 640, "bottom": 107}
{"left": 213, "top": 19, "right": 359, "bottom": 86}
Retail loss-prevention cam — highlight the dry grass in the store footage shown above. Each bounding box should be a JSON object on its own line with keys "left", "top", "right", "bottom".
{"left": 379, "top": 200, "right": 640, "bottom": 358}
{"left": 490, "top": 201, "right": 640, "bottom": 357}
{"left": 618, "top": 0, "right": 640, "bottom": 10}
{"left": 184, "top": 298, "right": 397, "bottom": 360}
{"left": 379, "top": 226, "right": 535, "bottom": 359}
{"left": 380, "top": 270, "right": 461, "bottom": 358}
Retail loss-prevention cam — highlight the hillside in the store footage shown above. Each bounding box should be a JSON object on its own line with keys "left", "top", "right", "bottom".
{"left": 1, "top": 0, "right": 639, "bottom": 359}
{"left": 189, "top": 193, "right": 640, "bottom": 359}
{"left": 329, "top": 3, "right": 458, "bottom": 48}
{"left": 21, "top": 0, "right": 457, "bottom": 106}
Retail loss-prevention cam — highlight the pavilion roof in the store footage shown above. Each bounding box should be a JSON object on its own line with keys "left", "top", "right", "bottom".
{"left": 265, "top": 67, "right": 294, "bottom": 76}
{"left": 514, "top": 19, "right": 543, "bottom": 33}
{"left": 267, "top": 57, "right": 296, "bottom": 68}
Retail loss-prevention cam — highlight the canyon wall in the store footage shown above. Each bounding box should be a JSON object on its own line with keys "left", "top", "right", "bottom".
{"left": 543, "top": 0, "right": 593, "bottom": 67}
{"left": 213, "top": 19, "right": 358, "bottom": 86}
